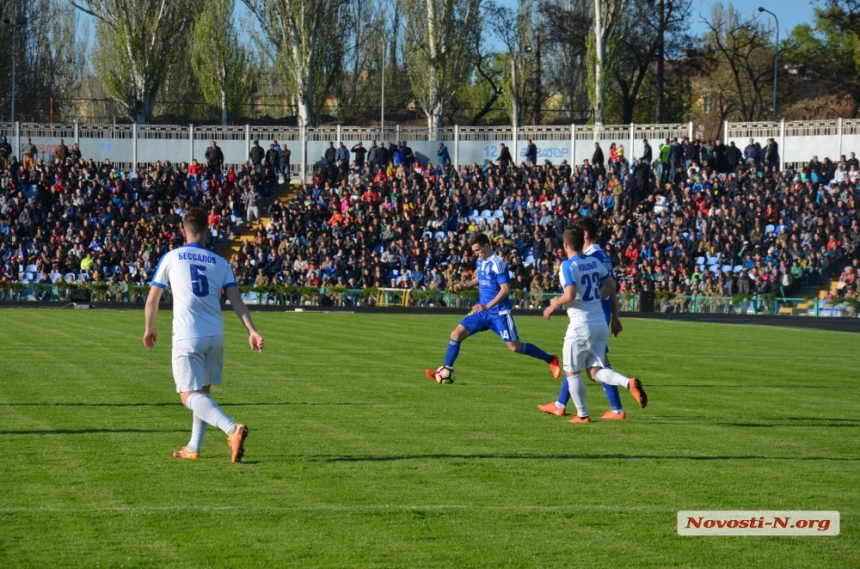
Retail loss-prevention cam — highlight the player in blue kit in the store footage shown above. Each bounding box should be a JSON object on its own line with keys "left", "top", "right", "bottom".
{"left": 425, "top": 233, "right": 561, "bottom": 381}
{"left": 539, "top": 217, "right": 628, "bottom": 419}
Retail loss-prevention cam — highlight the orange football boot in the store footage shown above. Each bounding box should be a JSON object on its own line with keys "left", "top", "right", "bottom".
{"left": 568, "top": 415, "right": 592, "bottom": 423}
{"left": 227, "top": 424, "right": 249, "bottom": 463}
{"left": 172, "top": 446, "right": 199, "bottom": 459}
{"left": 599, "top": 410, "right": 627, "bottom": 420}
{"left": 538, "top": 402, "right": 566, "bottom": 416}
{"left": 548, "top": 355, "right": 561, "bottom": 379}
{"left": 628, "top": 378, "right": 647, "bottom": 408}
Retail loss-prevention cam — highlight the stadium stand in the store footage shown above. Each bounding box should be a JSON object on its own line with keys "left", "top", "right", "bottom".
{"left": 0, "top": 137, "right": 858, "bottom": 311}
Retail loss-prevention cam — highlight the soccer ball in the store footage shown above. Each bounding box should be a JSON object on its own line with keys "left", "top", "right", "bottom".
{"left": 435, "top": 365, "right": 456, "bottom": 384}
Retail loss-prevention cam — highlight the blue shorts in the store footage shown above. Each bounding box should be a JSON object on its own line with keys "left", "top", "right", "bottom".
{"left": 460, "top": 310, "right": 519, "bottom": 343}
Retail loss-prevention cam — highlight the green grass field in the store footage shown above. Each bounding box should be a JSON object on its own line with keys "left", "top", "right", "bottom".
{"left": 0, "top": 309, "right": 857, "bottom": 568}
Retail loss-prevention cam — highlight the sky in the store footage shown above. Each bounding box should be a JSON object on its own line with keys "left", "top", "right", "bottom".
{"left": 75, "top": 0, "right": 818, "bottom": 60}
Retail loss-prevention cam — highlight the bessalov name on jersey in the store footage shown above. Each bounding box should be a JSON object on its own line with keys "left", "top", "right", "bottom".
{"left": 178, "top": 252, "right": 217, "bottom": 264}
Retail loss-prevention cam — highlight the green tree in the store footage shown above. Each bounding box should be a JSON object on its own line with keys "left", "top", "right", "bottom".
{"left": 787, "top": 7, "right": 860, "bottom": 116}
{"left": 243, "top": 0, "right": 351, "bottom": 127}
{"left": 70, "top": 0, "right": 200, "bottom": 123}
{"left": 402, "top": 0, "right": 482, "bottom": 136}
{"left": 190, "top": 0, "right": 255, "bottom": 125}
{"left": 588, "top": 0, "right": 628, "bottom": 124}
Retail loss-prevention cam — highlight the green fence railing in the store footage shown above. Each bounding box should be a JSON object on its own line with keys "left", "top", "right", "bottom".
{"left": 0, "top": 283, "right": 854, "bottom": 318}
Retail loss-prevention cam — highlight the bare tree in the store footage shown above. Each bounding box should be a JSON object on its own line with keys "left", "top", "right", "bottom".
{"left": 402, "top": 0, "right": 482, "bottom": 136}
{"left": 485, "top": 0, "right": 534, "bottom": 126}
{"left": 538, "top": 0, "right": 592, "bottom": 120}
{"left": 69, "top": 0, "right": 199, "bottom": 123}
{"left": 611, "top": 0, "right": 691, "bottom": 123}
{"left": 243, "top": 0, "right": 352, "bottom": 126}
{"left": 588, "top": 0, "right": 627, "bottom": 124}
{"left": 191, "top": 0, "right": 255, "bottom": 125}
{"left": 701, "top": 2, "right": 775, "bottom": 122}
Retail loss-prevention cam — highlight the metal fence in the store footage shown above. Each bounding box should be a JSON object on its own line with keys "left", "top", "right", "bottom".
{"left": 725, "top": 118, "right": 860, "bottom": 171}
{"left": 1, "top": 284, "right": 856, "bottom": 318}
{"left": 0, "top": 121, "right": 697, "bottom": 181}
{"left": 5, "top": 118, "right": 858, "bottom": 180}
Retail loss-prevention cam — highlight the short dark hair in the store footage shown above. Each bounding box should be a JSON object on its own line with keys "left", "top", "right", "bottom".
{"left": 183, "top": 207, "right": 208, "bottom": 236}
{"left": 469, "top": 233, "right": 490, "bottom": 247}
{"left": 563, "top": 226, "right": 585, "bottom": 253}
{"left": 575, "top": 216, "right": 599, "bottom": 239}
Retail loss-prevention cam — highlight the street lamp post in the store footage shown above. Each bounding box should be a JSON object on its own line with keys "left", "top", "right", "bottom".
{"left": 758, "top": 7, "right": 779, "bottom": 123}
{"left": 381, "top": 38, "right": 386, "bottom": 139}
{"left": 5, "top": 16, "right": 27, "bottom": 123}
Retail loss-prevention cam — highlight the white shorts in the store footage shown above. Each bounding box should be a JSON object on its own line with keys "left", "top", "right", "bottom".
{"left": 172, "top": 335, "right": 224, "bottom": 393}
{"left": 563, "top": 320, "right": 608, "bottom": 373}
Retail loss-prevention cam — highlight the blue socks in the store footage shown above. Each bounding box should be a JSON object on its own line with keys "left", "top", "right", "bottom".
{"left": 602, "top": 365, "right": 624, "bottom": 412}
{"left": 557, "top": 376, "right": 569, "bottom": 406}
{"left": 444, "top": 340, "right": 461, "bottom": 367}
{"left": 555, "top": 366, "right": 624, "bottom": 412}
{"left": 520, "top": 343, "right": 552, "bottom": 363}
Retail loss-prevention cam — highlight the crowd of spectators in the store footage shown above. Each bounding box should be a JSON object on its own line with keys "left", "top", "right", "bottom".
{"left": 1, "top": 133, "right": 859, "bottom": 308}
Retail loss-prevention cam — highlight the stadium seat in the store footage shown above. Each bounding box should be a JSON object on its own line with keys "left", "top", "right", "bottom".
{"left": 733, "top": 265, "right": 743, "bottom": 273}
{"left": 492, "top": 210, "right": 504, "bottom": 219}
{"left": 50, "top": 272, "right": 62, "bottom": 283}
{"left": 64, "top": 273, "right": 76, "bottom": 283}
{"left": 422, "top": 231, "right": 433, "bottom": 240}
{"left": 434, "top": 231, "right": 445, "bottom": 240}
{"left": 765, "top": 224, "right": 775, "bottom": 234}
{"left": 469, "top": 209, "right": 478, "bottom": 219}
{"left": 524, "top": 255, "right": 535, "bottom": 266}
{"left": 26, "top": 264, "right": 38, "bottom": 274}
{"left": 480, "top": 210, "right": 492, "bottom": 217}
{"left": 695, "top": 256, "right": 705, "bottom": 266}
{"left": 721, "top": 265, "right": 732, "bottom": 273}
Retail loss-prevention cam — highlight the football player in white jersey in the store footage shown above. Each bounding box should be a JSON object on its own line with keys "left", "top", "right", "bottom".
{"left": 539, "top": 217, "right": 627, "bottom": 418}
{"left": 542, "top": 226, "right": 646, "bottom": 423}
{"left": 144, "top": 208, "right": 264, "bottom": 462}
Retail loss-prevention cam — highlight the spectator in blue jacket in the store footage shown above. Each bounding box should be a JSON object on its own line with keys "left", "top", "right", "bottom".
{"left": 437, "top": 143, "right": 451, "bottom": 166}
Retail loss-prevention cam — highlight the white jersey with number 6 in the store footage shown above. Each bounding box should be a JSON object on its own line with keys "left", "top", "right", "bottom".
{"left": 152, "top": 243, "right": 238, "bottom": 340}
{"left": 559, "top": 254, "right": 611, "bottom": 324}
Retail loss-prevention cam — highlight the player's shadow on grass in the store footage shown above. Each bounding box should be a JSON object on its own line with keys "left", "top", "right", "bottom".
{"left": 317, "top": 453, "right": 860, "bottom": 463}
{"left": 0, "top": 402, "right": 374, "bottom": 407}
{"left": 647, "top": 384, "right": 856, "bottom": 389}
{"left": 647, "top": 416, "right": 860, "bottom": 427}
{"left": 0, "top": 428, "right": 189, "bottom": 435}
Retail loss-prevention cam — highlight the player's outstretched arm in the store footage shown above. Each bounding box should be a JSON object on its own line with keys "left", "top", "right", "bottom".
{"left": 143, "top": 286, "right": 163, "bottom": 349}
{"left": 225, "top": 286, "right": 264, "bottom": 353}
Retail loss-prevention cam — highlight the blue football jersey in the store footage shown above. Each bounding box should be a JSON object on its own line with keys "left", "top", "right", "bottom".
{"left": 476, "top": 254, "right": 512, "bottom": 312}
{"left": 583, "top": 244, "right": 613, "bottom": 323}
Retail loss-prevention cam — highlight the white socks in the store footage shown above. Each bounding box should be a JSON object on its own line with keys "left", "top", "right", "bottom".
{"left": 595, "top": 368, "right": 631, "bottom": 388}
{"left": 567, "top": 373, "right": 588, "bottom": 418}
{"left": 187, "top": 415, "right": 208, "bottom": 453}
{"left": 186, "top": 392, "right": 236, "bottom": 436}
